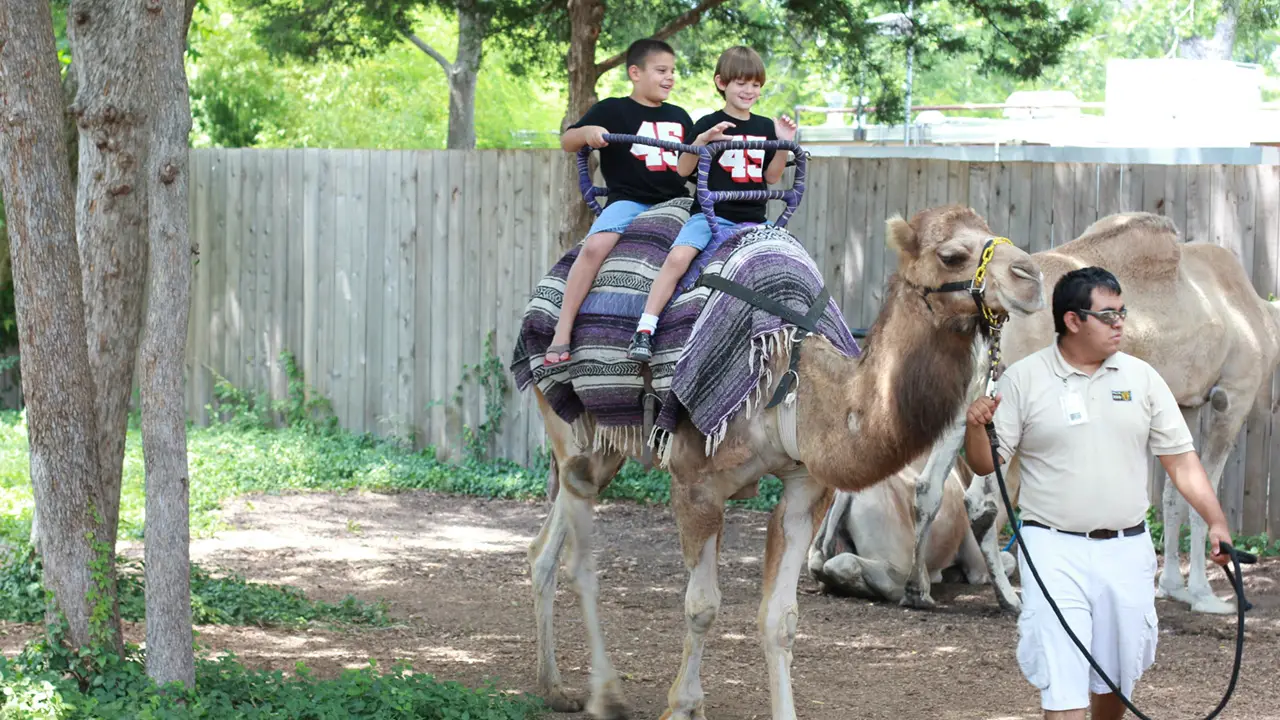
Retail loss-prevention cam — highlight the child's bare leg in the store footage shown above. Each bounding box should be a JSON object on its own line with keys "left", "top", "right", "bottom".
{"left": 545, "top": 231, "right": 620, "bottom": 364}
{"left": 628, "top": 246, "right": 699, "bottom": 362}
{"left": 644, "top": 246, "right": 700, "bottom": 317}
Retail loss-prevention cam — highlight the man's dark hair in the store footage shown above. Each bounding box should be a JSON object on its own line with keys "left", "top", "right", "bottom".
{"left": 1053, "top": 266, "right": 1123, "bottom": 335}
{"left": 626, "top": 38, "right": 676, "bottom": 70}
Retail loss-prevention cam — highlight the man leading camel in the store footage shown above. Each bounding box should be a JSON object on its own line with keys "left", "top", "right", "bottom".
{"left": 964, "top": 266, "right": 1231, "bottom": 720}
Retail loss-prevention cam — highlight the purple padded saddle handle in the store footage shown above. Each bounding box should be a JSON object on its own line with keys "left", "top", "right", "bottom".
{"left": 575, "top": 133, "right": 807, "bottom": 247}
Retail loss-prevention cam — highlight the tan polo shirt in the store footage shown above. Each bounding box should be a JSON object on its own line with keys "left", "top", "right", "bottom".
{"left": 990, "top": 343, "right": 1195, "bottom": 534}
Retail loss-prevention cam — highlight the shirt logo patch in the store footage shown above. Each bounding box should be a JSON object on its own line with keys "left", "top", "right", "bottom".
{"left": 1112, "top": 390, "right": 1132, "bottom": 402}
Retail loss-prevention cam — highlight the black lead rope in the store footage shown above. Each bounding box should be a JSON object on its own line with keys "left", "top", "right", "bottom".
{"left": 984, "top": 421, "right": 1258, "bottom": 720}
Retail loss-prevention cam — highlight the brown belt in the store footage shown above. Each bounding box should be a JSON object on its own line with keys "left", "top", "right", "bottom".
{"left": 1022, "top": 519, "right": 1146, "bottom": 540}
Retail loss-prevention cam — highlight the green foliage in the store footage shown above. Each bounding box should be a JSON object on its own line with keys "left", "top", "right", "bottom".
{"left": 0, "top": 625, "right": 544, "bottom": 719}
{"left": 0, "top": 546, "right": 389, "bottom": 629}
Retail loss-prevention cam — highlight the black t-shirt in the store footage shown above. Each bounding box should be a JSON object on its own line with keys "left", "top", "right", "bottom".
{"left": 569, "top": 97, "right": 695, "bottom": 206}
{"left": 692, "top": 110, "right": 778, "bottom": 223}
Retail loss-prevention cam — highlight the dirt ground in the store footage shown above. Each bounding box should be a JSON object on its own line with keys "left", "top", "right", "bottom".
{"left": 4, "top": 489, "right": 1279, "bottom": 719}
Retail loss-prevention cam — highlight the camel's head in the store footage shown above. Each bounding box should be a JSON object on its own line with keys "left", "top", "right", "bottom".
{"left": 887, "top": 204, "right": 1045, "bottom": 328}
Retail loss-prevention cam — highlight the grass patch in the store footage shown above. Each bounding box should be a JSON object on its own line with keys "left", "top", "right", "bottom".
{"left": 0, "top": 545, "right": 390, "bottom": 628}
{"left": 0, "top": 631, "right": 544, "bottom": 719}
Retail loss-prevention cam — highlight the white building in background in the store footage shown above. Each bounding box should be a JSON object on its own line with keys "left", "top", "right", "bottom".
{"left": 797, "top": 58, "right": 1280, "bottom": 154}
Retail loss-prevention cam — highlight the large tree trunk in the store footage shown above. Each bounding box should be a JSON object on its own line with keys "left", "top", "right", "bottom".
{"left": 1178, "top": 0, "right": 1238, "bottom": 60}
{"left": 68, "top": 1, "right": 154, "bottom": 625}
{"left": 447, "top": 1, "right": 488, "bottom": 150}
{"left": 406, "top": 1, "right": 491, "bottom": 150}
{"left": 557, "top": 0, "right": 604, "bottom": 251}
{"left": 0, "top": 0, "right": 114, "bottom": 652}
{"left": 140, "top": 0, "right": 197, "bottom": 687}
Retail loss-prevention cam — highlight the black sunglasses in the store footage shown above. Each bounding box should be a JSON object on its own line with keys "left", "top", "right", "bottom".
{"left": 1076, "top": 307, "right": 1127, "bottom": 326}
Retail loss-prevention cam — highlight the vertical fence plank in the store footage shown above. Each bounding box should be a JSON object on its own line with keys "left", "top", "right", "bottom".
{"left": 302, "top": 149, "right": 322, "bottom": 404}
{"left": 443, "top": 151, "right": 466, "bottom": 455}
{"left": 1262, "top": 163, "right": 1280, "bottom": 538}
{"left": 208, "top": 150, "right": 228, "bottom": 416}
{"left": 1028, "top": 163, "right": 1054, "bottom": 255}
{"left": 924, "top": 159, "right": 948, "bottom": 209}
{"left": 396, "top": 151, "right": 416, "bottom": 442}
{"left": 223, "top": 149, "right": 243, "bottom": 391}
{"left": 1141, "top": 164, "right": 1167, "bottom": 217}
{"left": 188, "top": 151, "right": 211, "bottom": 423}
{"left": 1073, "top": 164, "right": 1098, "bottom": 238}
{"left": 413, "top": 151, "right": 436, "bottom": 450}
{"left": 1007, "top": 162, "right": 1032, "bottom": 251}
{"left": 884, "top": 159, "right": 908, "bottom": 281}
{"left": 366, "top": 150, "right": 388, "bottom": 434}
{"left": 286, "top": 150, "right": 305, "bottom": 382}
{"left": 269, "top": 150, "right": 289, "bottom": 404}
{"left": 842, "top": 159, "right": 870, "bottom": 330}
{"left": 1096, "top": 163, "right": 1124, "bottom": 219}
{"left": 242, "top": 150, "right": 262, "bottom": 394}
{"left": 824, "top": 158, "right": 850, "bottom": 310}
{"left": 1165, "top": 165, "right": 1188, "bottom": 238}
{"left": 947, "top": 160, "right": 969, "bottom": 207}
{"left": 348, "top": 151, "right": 370, "bottom": 432}
{"left": 967, "top": 162, "right": 991, "bottom": 231}
{"left": 1243, "top": 165, "right": 1270, "bottom": 536}
{"left": 326, "top": 151, "right": 348, "bottom": 423}
{"left": 988, "top": 161, "right": 1011, "bottom": 239}
{"left": 862, "top": 159, "right": 888, "bottom": 326}
{"left": 1051, "top": 163, "right": 1074, "bottom": 247}
{"left": 1185, "top": 165, "right": 1213, "bottom": 244}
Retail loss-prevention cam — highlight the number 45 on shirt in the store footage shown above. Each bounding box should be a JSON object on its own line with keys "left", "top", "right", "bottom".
{"left": 631, "top": 121, "right": 685, "bottom": 170}
{"left": 719, "top": 134, "right": 766, "bottom": 182}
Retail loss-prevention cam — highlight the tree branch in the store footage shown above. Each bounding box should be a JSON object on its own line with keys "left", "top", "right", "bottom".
{"left": 594, "top": 0, "right": 732, "bottom": 74}
{"left": 405, "top": 31, "right": 452, "bottom": 72}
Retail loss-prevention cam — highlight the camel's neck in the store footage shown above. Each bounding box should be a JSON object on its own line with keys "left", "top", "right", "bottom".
{"left": 797, "top": 277, "right": 982, "bottom": 491}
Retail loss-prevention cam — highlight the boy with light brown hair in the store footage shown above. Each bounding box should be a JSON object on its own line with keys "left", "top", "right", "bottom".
{"left": 627, "top": 45, "right": 795, "bottom": 362}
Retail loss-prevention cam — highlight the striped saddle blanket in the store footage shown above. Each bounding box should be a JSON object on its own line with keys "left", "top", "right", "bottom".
{"left": 509, "top": 198, "right": 860, "bottom": 462}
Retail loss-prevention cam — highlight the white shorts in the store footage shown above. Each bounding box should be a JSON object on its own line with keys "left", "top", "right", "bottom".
{"left": 1015, "top": 524, "right": 1160, "bottom": 711}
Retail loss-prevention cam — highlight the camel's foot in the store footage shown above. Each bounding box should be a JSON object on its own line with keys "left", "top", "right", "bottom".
{"left": 542, "top": 685, "right": 585, "bottom": 713}
{"left": 1189, "top": 591, "right": 1236, "bottom": 615}
{"left": 807, "top": 545, "right": 828, "bottom": 579}
{"left": 659, "top": 703, "right": 707, "bottom": 720}
{"left": 1155, "top": 579, "right": 1194, "bottom": 606}
{"left": 586, "top": 678, "right": 629, "bottom": 720}
{"left": 995, "top": 586, "right": 1022, "bottom": 614}
{"left": 968, "top": 497, "right": 998, "bottom": 541}
{"left": 900, "top": 582, "right": 937, "bottom": 610}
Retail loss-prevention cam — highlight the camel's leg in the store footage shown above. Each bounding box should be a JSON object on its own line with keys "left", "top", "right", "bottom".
{"left": 561, "top": 475, "right": 630, "bottom": 718}
{"left": 902, "top": 420, "right": 965, "bottom": 609}
{"left": 1154, "top": 407, "right": 1197, "bottom": 606}
{"left": 759, "top": 467, "right": 830, "bottom": 720}
{"left": 965, "top": 473, "right": 1021, "bottom": 612}
{"left": 528, "top": 479, "right": 581, "bottom": 712}
{"left": 661, "top": 476, "right": 726, "bottom": 720}
{"left": 818, "top": 552, "right": 906, "bottom": 601}
{"left": 956, "top": 520, "right": 991, "bottom": 585}
{"left": 807, "top": 489, "right": 852, "bottom": 582}
{"left": 1165, "top": 391, "right": 1251, "bottom": 615}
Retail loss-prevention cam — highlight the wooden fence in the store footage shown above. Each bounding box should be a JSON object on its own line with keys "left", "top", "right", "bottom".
{"left": 183, "top": 148, "right": 1280, "bottom": 538}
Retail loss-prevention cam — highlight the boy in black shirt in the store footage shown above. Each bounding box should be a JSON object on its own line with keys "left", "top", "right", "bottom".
{"left": 543, "top": 38, "right": 695, "bottom": 366}
{"left": 627, "top": 45, "right": 796, "bottom": 362}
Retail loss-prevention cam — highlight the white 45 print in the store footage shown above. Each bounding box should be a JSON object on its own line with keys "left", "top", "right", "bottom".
{"left": 718, "top": 135, "right": 765, "bottom": 182}
{"left": 631, "top": 121, "right": 684, "bottom": 170}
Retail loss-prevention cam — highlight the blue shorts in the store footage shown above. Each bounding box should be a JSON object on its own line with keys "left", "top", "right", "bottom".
{"left": 673, "top": 213, "right": 771, "bottom": 251}
{"left": 587, "top": 200, "right": 650, "bottom": 236}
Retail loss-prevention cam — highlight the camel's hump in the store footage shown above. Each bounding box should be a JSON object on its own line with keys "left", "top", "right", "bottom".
{"left": 1040, "top": 212, "right": 1181, "bottom": 283}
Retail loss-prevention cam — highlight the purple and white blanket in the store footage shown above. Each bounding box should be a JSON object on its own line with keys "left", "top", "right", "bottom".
{"left": 510, "top": 199, "right": 861, "bottom": 463}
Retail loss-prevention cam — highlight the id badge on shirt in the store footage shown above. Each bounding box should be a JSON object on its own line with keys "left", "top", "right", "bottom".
{"left": 1060, "top": 391, "right": 1089, "bottom": 425}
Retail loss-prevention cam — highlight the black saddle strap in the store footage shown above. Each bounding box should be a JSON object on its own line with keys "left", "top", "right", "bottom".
{"left": 696, "top": 273, "right": 831, "bottom": 408}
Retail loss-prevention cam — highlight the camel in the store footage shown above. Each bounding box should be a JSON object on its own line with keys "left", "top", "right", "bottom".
{"left": 521, "top": 204, "right": 1045, "bottom": 720}
{"left": 870, "top": 211, "right": 1280, "bottom": 615}
{"left": 806, "top": 446, "right": 1019, "bottom": 602}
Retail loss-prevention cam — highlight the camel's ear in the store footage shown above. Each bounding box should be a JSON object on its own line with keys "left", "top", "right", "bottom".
{"left": 886, "top": 215, "right": 919, "bottom": 257}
